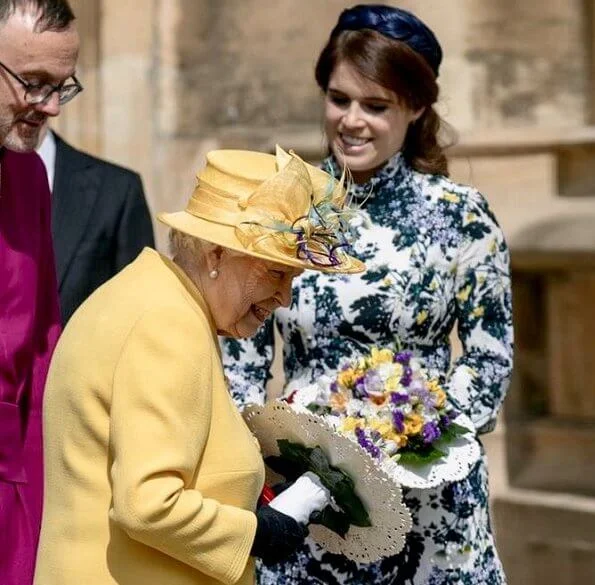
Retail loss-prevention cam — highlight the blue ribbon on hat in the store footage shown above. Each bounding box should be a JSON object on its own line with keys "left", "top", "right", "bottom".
{"left": 331, "top": 4, "right": 442, "bottom": 76}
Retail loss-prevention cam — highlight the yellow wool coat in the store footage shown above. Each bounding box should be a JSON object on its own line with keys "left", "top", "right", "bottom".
{"left": 34, "top": 248, "right": 265, "bottom": 585}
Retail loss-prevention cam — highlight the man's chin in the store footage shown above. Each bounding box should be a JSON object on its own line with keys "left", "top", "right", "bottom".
{"left": 4, "top": 128, "right": 42, "bottom": 153}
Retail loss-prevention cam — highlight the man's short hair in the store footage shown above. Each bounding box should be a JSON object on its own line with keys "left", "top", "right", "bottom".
{"left": 0, "top": 0, "right": 75, "bottom": 32}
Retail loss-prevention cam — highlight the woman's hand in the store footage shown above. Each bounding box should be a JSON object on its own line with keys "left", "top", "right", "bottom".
{"left": 269, "top": 472, "right": 331, "bottom": 524}
{"left": 251, "top": 506, "right": 308, "bottom": 565}
{"left": 251, "top": 472, "right": 331, "bottom": 565}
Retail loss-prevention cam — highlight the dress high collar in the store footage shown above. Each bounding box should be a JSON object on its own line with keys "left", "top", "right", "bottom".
{"left": 322, "top": 151, "right": 410, "bottom": 203}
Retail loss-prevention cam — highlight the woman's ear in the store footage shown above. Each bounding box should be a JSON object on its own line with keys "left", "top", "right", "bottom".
{"left": 204, "top": 244, "right": 224, "bottom": 272}
{"left": 410, "top": 106, "right": 426, "bottom": 124}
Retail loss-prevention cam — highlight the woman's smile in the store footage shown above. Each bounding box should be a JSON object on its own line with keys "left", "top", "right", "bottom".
{"left": 338, "top": 132, "right": 372, "bottom": 151}
{"left": 251, "top": 304, "right": 271, "bottom": 323}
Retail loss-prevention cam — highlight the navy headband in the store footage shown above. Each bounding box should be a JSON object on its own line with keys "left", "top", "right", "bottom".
{"left": 330, "top": 4, "right": 442, "bottom": 76}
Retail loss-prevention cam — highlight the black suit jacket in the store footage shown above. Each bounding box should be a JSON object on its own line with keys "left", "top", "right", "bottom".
{"left": 51, "top": 133, "right": 155, "bottom": 324}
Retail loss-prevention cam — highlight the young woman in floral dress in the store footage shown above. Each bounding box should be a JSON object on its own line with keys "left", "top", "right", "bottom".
{"left": 223, "top": 5, "right": 513, "bottom": 584}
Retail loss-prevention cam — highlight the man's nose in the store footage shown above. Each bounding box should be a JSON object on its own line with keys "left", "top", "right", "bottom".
{"left": 34, "top": 92, "right": 61, "bottom": 117}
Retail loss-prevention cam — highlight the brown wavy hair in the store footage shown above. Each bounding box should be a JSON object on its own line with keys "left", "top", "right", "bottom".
{"left": 315, "top": 29, "right": 452, "bottom": 177}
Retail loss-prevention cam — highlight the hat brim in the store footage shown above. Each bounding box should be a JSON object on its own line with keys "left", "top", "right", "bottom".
{"left": 157, "top": 211, "right": 365, "bottom": 274}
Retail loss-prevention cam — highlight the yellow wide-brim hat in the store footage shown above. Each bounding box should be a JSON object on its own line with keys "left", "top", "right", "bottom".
{"left": 158, "top": 146, "right": 365, "bottom": 274}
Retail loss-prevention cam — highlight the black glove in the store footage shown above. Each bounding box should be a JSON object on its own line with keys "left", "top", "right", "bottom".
{"left": 250, "top": 505, "right": 308, "bottom": 566}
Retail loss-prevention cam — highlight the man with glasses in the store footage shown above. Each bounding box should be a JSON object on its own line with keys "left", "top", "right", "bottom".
{"left": 0, "top": 2, "right": 80, "bottom": 585}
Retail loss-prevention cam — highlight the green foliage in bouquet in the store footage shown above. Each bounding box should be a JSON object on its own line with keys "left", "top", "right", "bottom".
{"left": 397, "top": 422, "right": 470, "bottom": 465}
{"left": 265, "top": 439, "right": 371, "bottom": 538}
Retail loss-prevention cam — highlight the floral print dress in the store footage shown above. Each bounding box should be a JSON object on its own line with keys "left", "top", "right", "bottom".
{"left": 223, "top": 152, "right": 513, "bottom": 584}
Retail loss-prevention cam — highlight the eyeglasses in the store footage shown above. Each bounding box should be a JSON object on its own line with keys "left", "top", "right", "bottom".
{"left": 0, "top": 59, "right": 83, "bottom": 106}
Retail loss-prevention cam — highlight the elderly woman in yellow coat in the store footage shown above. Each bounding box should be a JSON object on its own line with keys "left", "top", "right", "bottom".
{"left": 33, "top": 147, "right": 364, "bottom": 585}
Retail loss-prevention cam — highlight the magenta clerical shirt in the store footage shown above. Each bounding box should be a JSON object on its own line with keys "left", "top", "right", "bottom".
{"left": 0, "top": 148, "right": 61, "bottom": 585}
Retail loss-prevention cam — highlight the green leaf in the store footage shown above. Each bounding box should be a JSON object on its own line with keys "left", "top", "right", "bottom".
{"left": 448, "top": 422, "right": 471, "bottom": 436}
{"left": 277, "top": 439, "right": 312, "bottom": 470}
{"left": 275, "top": 440, "right": 371, "bottom": 528}
{"left": 306, "top": 403, "right": 332, "bottom": 416}
{"left": 310, "top": 505, "right": 351, "bottom": 538}
{"left": 398, "top": 446, "right": 446, "bottom": 465}
{"left": 264, "top": 455, "right": 302, "bottom": 482}
{"left": 332, "top": 478, "right": 372, "bottom": 527}
{"left": 439, "top": 422, "right": 470, "bottom": 443}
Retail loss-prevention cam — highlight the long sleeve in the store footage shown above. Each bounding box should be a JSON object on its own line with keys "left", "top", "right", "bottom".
{"left": 446, "top": 189, "right": 514, "bottom": 434}
{"left": 109, "top": 306, "right": 256, "bottom": 585}
{"left": 221, "top": 317, "right": 276, "bottom": 410}
{"left": 115, "top": 174, "right": 155, "bottom": 271}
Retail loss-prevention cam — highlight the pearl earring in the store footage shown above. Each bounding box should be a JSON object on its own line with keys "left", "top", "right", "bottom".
{"left": 209, "top": 269, "right": 219, "bottom": 279}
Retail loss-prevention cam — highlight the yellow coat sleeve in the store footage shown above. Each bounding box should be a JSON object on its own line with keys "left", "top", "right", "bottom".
{"left": 109, "top": 306, "right": 256, "bottom": 585}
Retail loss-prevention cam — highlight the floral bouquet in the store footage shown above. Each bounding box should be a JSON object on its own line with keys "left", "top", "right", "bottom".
{"left": 242, "top": 347, "right": 480, "bottom": 561}
{"left": 243, "top": 401, "right": 412, "bottom": 563}
{"left": 285, "top": 347, "right": 481, "bottom": 489}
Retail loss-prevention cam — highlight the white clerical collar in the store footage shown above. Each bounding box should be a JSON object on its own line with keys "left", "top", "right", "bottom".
{"left": 36, "top": 129, "right": 57, "bottom": 192}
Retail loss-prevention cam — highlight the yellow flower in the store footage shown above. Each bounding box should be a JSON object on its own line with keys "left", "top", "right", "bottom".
{"left": 337, "top": 369, "right": 356, "bottom": 387}
{"left": 383, "top": 276, "right": 394, "bottom": 287}
{"left": 442, "top": 192, "right": 460, "bottom": 204}
{"left": 370, "top": 347, "right": 393, "bottom": 366}
{"left": 427, "top": 379, "right": 442, "bottom": 393}
{"left": 416, "top": 310, "right": 428, "bottom": 325}
{"left": 387, "top": 432, "right": 408, "bottom": 448}
{"left": 369, "top": 419, "right": 394, "bottom": 438}
{"left": 341, "top": 417, "right": 364, "bottom": 432}
{"left": 433, "top": 388, "right": 447, "bottom": 408}
{"left": 385, "top": 370, "right": 403, "bottom": 391}
{"left": 456, "top": 285, "right": 472, "bottom": 302}
{"left": 466, "top": 212, "right": 477, "bottom": 223}
{"left": 489, "top": 239, "right": 497, "bottom": 254}
{"left": 330, "top": 390, "right": 349, "bottom": 411}
{"left": 404, "top": 413, "right": 424, "bottom": 436}
{"left": 429, "top": 279, "right": 438, "bottom": 291}
{"left": 471, "top": 306, "right": 485, "bottom": 318}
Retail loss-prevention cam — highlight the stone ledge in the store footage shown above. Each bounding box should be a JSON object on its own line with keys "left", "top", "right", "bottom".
{"left": 493, "top": 489, "right": 595, "bottom": 585}
{"left": 218, "top": 124, "right": 595, "bottom": 198}
{"left": 505, "top": 418, "right": 595, "bottom": 496}
{"left": 218, "top": 124, "right": 595, "bottom": 157}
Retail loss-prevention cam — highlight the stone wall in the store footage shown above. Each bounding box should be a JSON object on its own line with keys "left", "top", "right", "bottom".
{"left": 54, "top": 0, "right": 595, "bottom": 249}
{"left": 51, "top": 3, "right": 595, "bottom": 582}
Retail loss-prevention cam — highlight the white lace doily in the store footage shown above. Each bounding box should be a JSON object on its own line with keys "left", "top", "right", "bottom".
{"left": 380, "top": 413, "right": 481, "bottom": 489}
{"left": 243, "top": 401, "right": 412, "bottom": 563}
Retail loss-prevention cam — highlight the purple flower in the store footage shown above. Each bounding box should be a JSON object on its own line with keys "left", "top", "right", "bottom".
{"left": 422, "top": 421, "right": 441, "bottom": 444}
{"left": 394, "top": 351, "right": 412, "bottom": 365}
{"left": 392, "top": 410, "right": 405, "bottom": 433}
{"left": 353, "top": 376, "right": 367, "bottom": 399}
{"left": 410, "top": 386, "right": 435, "bottom": 409}
{"left": 355, "top": 427, "right": 381, "bottom": 458}
{"left": 390, "top": 392, "right": 409, "bottom": 406}
{"left": 330, "top": 381, "right": 338, "bottom": 393}
{"left": 363, "top": 369, "right": 384, "bottom": 394}
{"left": 370, "top": 430, "right": 382, "bottom": 443}
{"left": 400, "top": 366, "right": 413, "bottom": 386}
{"left": 439, "top": 410, "right": 457, "bottom": 428}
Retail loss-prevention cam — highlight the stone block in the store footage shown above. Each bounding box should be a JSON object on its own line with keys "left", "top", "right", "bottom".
{"left": 493, "top": 489, "right": 595, "bottom": 585}
{"left": 547, "top": 273, "right": 595, "bottom": 418}
{"left": 465, "top": 0, "right": 587, "bottom": 127}
{"left": 505, "top": 417, "right": 595, "bottom": 495}
{"left": 558, "top": 145, "right": 595, "bottom": 197}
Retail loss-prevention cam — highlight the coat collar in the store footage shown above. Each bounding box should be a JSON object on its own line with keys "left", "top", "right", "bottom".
{"left": 145, "top": 249, "right": 220, "bottom": 349}
{"left": 51, "top": 134, "right": 101, "bottom": 287}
